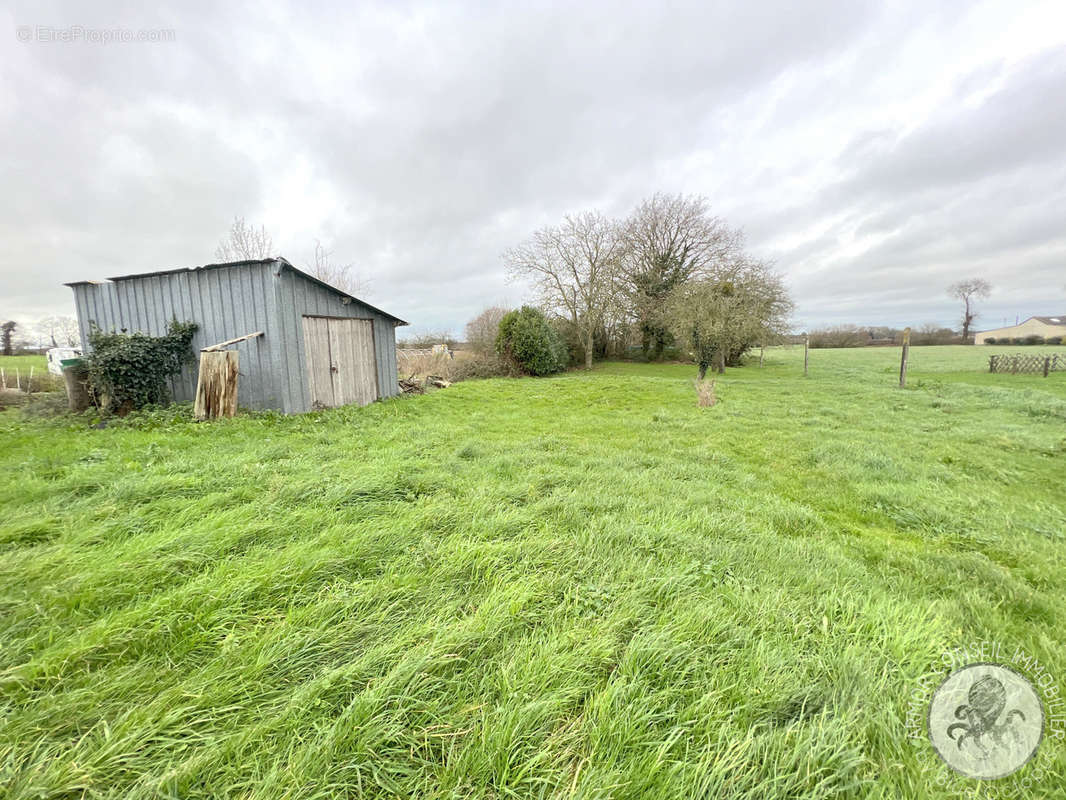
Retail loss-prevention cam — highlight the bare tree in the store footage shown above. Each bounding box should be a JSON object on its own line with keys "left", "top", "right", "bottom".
{"left": 464, "top": 306, "right": 510, "bottom": 355}
{"left": 36, "top": 315, "right": 81, "bottom": 348}
{"left": 621, "top": 193, "right": 743, "bottom": 359}
{"left": 948, "top": 278, "right": 991, "bottom": 342}
{"left": 664, "top": 260, "right": 793, "bottom": 378}
{"left": 506, "top": 211, "right": 624, "bottom": 369}
{"left": 306, "top": 240, "right": 370, "bottom": 297}
{"left": 398, "top": 330, "right": 459, "bottom": 349}
{"left": 215, "top": 216, "right": 275, "bottom": 262}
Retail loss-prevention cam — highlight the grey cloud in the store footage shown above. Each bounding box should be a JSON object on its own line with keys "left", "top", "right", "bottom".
{"left": 834, "top": 49, "right": 1066, "bottom": 199}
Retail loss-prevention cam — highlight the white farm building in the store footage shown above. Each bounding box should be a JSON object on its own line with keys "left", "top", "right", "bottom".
{"left": 974, "top": 315, "right": 1066, "bottom": 345}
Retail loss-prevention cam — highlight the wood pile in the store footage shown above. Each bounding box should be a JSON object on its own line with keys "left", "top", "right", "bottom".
{"left": 399, "top": 376, "right": 424, "bottom": 394}
{"left": 398, "top": 375, "right": 452, "bottom": 394}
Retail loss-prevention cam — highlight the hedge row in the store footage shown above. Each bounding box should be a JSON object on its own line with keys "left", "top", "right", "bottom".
{"left": 984, "top": 335, "right": 1063, "bottom": 345}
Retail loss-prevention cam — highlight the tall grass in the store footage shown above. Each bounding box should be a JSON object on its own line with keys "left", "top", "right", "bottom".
{"left": 1, "top": 346, "right": 1064, "bottom": 797}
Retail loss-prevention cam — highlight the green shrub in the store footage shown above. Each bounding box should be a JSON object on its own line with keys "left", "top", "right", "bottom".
{"left": 496, "top": 306, "right": 567, "bottom": 376}
{"left": 1023, "top": 335, "right": 1045, "bottom": 346}
{"left": 984, "top": 337, "right": 997, "bottom": 345}
{"left": 1047, "top": 336, "right": 1063, "bottom": 345}
{"left": 86, "top": 320, "right": 198, "bottom": 413}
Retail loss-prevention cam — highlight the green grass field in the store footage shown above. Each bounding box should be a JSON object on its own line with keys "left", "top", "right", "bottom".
{"left": 0, "top": 356, "right": 62, "bottom": 398}
{"left": 0, "top": 355, "right": 48, "bottom": 367}
{"left": 2, "top": 346, "right": 1065, "bottom": 798}
{"left": 0, "top": 354, "right": 48, "bottom": 376}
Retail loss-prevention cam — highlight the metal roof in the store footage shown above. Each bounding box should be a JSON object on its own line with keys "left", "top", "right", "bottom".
{"left": 65, "top": 257, "right": 407, "bottom": 325}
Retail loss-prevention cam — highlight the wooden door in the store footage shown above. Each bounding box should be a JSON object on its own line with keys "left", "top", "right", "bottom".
{"left": 328, "top": 318, "right": 378, "bottom": 406}
{"left": 302, "top": 316, "right": 378, "bottom": 409}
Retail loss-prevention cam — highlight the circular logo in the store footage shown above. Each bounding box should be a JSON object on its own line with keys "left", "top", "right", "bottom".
{"left": 928, "top": 662, "right": 1043, "bottom": 780}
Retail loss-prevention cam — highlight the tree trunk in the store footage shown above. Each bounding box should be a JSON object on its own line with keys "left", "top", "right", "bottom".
{"left": 716, "top": 350, "right": 726, "bottom": 374}
{"left": 698, "top": 361, "right": 708, "bottom": 380}
{"left": 640, "top": 324, "right": 652, "bottom": 360}
{"left": 62, "top": 363, "right": 92, "bottom": 412}
{"left": 584, "top": 329, "right": 594, "bottom": 370}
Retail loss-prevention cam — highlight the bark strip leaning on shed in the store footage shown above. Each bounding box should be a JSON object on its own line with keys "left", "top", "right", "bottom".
{"left": 194, "top": 350, "right": 239, "bottom": 419}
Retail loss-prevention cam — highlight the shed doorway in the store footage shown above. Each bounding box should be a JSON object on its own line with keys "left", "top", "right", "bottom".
{"left": 302, "top": 316, "right": 379, "bottom": 408}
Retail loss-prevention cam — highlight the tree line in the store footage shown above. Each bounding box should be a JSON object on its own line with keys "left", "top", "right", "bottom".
{"left": 806, "top": 279, "right": 994, "bottom": 348}
{"left": 484, "top": 193, "right": 792, "bottom": 377}
{"left": 806, "top": 324, "right": 962, "bottom": 349}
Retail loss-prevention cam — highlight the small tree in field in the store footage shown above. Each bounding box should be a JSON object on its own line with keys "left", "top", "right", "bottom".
{"left": 665, "top": 262, "right": 792, "bottom": 379}
{"left": 948, "top": 278, "right": 991, "bottom": 342}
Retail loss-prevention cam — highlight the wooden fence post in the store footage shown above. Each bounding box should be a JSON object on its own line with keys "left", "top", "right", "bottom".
{"left": 989, "top": 355, "right": 996, "bottom": 373}
{"left": 1044, "top": 356, "right": 1051, "bottom": 378}
{"left": 804, "top": 336, "right": 809, "bottom": 376}
{"left": 194, "top": 350, "right": 239, "bottom": 420}
{"left": 899, "top": 327, "right": 911, "bottom": 388}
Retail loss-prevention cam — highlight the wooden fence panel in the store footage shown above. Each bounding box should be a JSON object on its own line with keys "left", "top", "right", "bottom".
{"left": 988, "top": 353, "right": 1063, "bottom": 375}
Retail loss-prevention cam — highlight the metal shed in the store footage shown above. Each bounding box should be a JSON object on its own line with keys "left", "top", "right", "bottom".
{"left": 66, "top": 258, "right": 407, "bottom": 413}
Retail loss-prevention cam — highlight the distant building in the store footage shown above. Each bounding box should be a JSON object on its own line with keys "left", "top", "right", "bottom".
{"left": 974, "top": 315, "right": 1066, "bottom": 344}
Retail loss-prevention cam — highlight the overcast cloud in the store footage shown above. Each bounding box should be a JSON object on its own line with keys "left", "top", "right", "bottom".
{"left": 3, "top": 0, "right": 1066, "bottom": 336}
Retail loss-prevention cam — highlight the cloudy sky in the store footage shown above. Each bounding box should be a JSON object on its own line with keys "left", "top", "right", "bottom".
{"left": 3, "top": 0, "right": 1066, "bottom": 337}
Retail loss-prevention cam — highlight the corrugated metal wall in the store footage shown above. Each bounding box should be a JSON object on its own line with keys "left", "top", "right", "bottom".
{"left": 69, "top": 260, "right": 401, "bottom": 413}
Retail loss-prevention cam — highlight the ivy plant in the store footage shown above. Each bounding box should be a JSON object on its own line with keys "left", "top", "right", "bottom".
{"left": 86, "top": 320, "right": 199, "bottom": 413}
